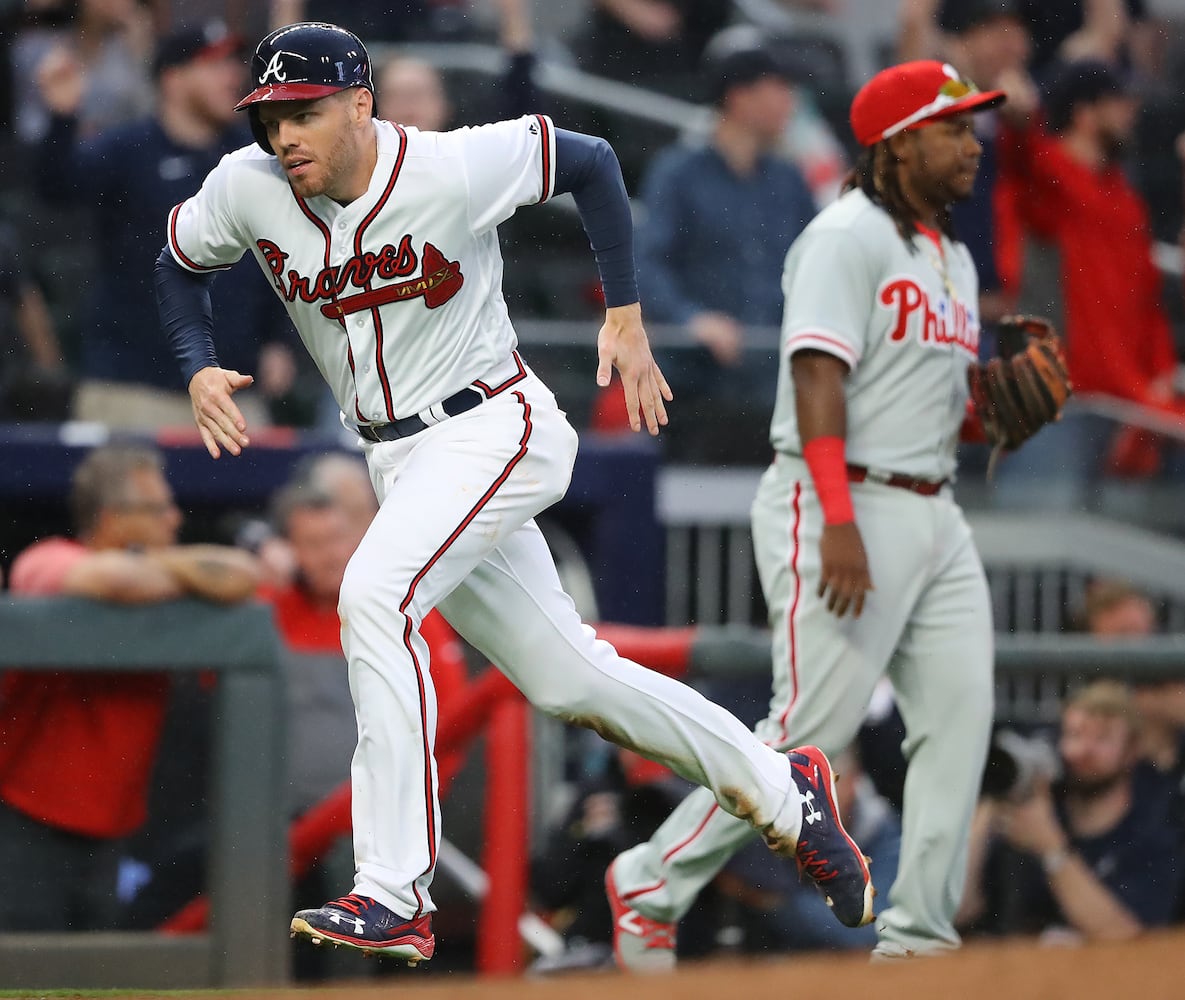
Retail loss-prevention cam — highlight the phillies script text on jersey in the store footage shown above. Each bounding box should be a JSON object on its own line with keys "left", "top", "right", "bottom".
{"left": 256, "top": 236, "right": 465, "bottom": 323}
{"left": 879, "top": 276, "right": 978, "bottom": 355}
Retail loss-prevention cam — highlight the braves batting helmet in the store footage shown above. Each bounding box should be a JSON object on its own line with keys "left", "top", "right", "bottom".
{"left": 234, "top": 22, "right": 377, "bottom": 154}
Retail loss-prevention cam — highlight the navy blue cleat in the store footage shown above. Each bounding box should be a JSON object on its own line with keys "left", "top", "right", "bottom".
{"left": 290, "top": 893, "right": 435, "bottom": 964}
{"left": 784, "top": 745, "right": 875, "bottom": 928}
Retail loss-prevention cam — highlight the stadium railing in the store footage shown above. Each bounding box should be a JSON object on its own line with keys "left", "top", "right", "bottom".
{"left": 0, "top": 598, "right": 287, "bottom": 989}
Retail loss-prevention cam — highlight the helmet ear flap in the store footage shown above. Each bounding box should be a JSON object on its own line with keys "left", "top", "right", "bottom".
{"left": 248, "top": 106, "right": 273, "bottom": 154}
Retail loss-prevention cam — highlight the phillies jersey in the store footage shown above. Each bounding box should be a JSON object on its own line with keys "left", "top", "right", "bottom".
{"left": 769, "top": 188, "right": 980, "bottom": 481}
{"left": 166, "top": 115, "right": 558, "bottom": 425}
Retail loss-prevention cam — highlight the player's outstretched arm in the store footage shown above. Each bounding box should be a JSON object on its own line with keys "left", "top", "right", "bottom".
{"left": 549, "top": 129, "right": 672, "bottom": 432}
{"left": 188, "top": 366, "right": 254, "bottom": 460}
{"left": 156, "top": 248, "right": 253, "bottom": 459}
{"left": 596, "top": 302, "right": 672, "bottom": 435}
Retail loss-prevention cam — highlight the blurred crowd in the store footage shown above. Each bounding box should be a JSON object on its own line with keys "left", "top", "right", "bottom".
{"left": 0, "top": 0, "right": 1182, "bottom": 478}
{"left": 3, "top": 0, "right": 1185, "bottom": 980}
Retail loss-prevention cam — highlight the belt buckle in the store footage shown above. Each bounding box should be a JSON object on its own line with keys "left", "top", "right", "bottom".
{"left": 864, "top": 467, "right": 894, "bottom": 485}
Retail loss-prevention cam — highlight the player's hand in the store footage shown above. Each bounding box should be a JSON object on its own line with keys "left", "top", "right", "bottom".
{"left": 596, "top": 302, "right": 673, "bottom": 436}
{"left": 689, "top": 311, "right": 744, "bottom": 368}
{"left": 817, "top": 521, "right": 872, "bottom": 618}
{"left": 188, "top": 366, "right": 254, "bottom": 459}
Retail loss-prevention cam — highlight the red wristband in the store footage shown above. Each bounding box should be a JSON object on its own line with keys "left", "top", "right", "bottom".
{"left": 803, "top": 436, "right": 855, "bottom": 525}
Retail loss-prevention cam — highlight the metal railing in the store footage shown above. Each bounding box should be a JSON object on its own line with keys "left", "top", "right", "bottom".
{"left": 681, "top": 624, "right": 1185, "bottom": 727}
{"left": 0, "top": 598, "right": 288, "bottom": 990}
{"left": 658, "top": 484, "right": 1185, "bottom": 633}
{"left": 372, "top": 41, "right": 708, "bottom": 131}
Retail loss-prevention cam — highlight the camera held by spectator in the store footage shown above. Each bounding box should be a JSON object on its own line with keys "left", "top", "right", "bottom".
{"left": 981, "top": 728, "right": 1061, "bottom": 803}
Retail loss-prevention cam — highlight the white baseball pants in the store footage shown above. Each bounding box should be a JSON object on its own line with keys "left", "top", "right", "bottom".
{"left": 611, "top": 454, "right": 994, "bottom": 955}
{"left": 339, "top": 359, "right": 803, "bottom": 919}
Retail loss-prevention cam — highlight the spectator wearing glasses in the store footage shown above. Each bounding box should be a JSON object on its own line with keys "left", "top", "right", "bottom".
{"left": 0, "top": 444, "right": 259, "bottom": 931}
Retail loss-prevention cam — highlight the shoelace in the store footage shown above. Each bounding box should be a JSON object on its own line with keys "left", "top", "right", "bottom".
{"left": 631, "top": 912, "right": 676, "bottom": 950}
{"left": 329, "top": 893, "right": 376, "bottom": 916}
{"left": 796, "top": 839, "right": 838, "bottom": 883}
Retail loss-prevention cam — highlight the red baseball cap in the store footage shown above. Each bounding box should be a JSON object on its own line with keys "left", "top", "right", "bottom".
{"left": 850, "top": 60, "right": 1005, "bottom": 147}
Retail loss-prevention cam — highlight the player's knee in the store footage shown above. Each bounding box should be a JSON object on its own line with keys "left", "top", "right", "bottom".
{"left": 337, "top": 559, "right": 384, "bottom": 620}
{"left": 518, "top": 669, "right": 597, "bottom": 720}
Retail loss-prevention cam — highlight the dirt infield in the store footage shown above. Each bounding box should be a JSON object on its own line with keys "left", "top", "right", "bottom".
{"left": 367, "top": 930, "right": 1184, "bottom": 1000}
{"left": 62, "top": 927, "right": 1185, "bottom": 1000}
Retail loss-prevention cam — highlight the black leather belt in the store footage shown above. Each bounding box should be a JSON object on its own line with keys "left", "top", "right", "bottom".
{"left": 357, "top": 387, "right": 483, "bottom": 443}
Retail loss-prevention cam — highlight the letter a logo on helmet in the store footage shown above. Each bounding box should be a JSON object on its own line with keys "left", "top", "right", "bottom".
{"left": 258, "top": 51, "right": 289, "bottom": 85}
{"left": 234, "top": 21, "right": 378, "bottom": 154}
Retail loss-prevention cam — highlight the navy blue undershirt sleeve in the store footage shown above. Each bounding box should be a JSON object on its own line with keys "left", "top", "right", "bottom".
{"left": 552, "top": 128, "right": 638, "bottom": 308}
{"left": 154, "top": 248, "right": 219, "bottom": 386}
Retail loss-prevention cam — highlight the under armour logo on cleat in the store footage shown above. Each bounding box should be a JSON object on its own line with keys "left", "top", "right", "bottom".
{"left": 329, "top": 912, "right": 365, "bottom": 934}
{"left": 803, "top": 790, "right": 823, "bottom": 825}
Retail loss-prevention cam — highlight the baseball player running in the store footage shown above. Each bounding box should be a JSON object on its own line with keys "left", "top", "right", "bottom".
{"left": 154, "top": 22, "right": 873, "bottom": 964}
{"left": 607, "top": 61, "right": 1041, "bottom": 966}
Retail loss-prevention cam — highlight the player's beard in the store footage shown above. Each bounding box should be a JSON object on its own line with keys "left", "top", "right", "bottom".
{"left": 941, "top": 161, "right": 979, "bottom": 204}
{"left": 289, "top": 129, "right": 359, "bottom": 201}
{"left": 917, "top": 167, "right": 975, "bottom": 211}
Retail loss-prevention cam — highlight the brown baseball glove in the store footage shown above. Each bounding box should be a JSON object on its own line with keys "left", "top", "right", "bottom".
{"left": 967, "top": 316, "right": 1073, "bottom": 474}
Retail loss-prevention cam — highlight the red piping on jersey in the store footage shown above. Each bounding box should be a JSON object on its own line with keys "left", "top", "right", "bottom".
{"left": 353, "top": 124, "right": 408, "bottom": 423}
{"left": 294, "top": 192, "right": 367, "bottom": 421}
{"left": 167, "top": 202, "right": 233, "bottom": 273}
{"left": 660, "top": 800, "right": 720, "bottom": 865}
{"left": 915, "top": 221, "right": 944, "bottom": 256}
{"left": 534, "top": 115, "right": 552, "bottom": 204}
{"left": 786, "top": 330, "right": 859, "bottom": 369}
{"left": 776, "top": 481, "right": 803, "bottom": 744}
{"left": 473, "top": 352, "right": 527, "bottom": 397}
{"left": 399, "top": 390, "right": 535, "bottom": 917}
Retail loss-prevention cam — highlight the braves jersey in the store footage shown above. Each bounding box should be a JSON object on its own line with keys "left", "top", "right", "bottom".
{"left": 769, "top": 188, "right": 980, "bottom": 481}
{"left": 166, "top": 114, "right": 558, "bottom": 424}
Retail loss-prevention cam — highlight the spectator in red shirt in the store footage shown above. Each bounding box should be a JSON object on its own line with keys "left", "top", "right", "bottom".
{"left": 993, "top": 59, "right": 1181, "bottom": 494}
{"left": 1004, "top": 60, "right": 1175, "bottom": 405}
{"left": 0, "top": 444, "right": 259, "bottom": 931}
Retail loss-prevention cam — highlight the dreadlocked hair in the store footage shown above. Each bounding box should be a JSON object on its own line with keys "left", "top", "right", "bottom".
{"left": 842, "top": 142, "right": 955, "bottom": 250}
